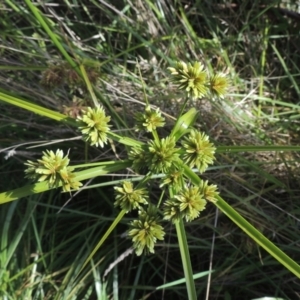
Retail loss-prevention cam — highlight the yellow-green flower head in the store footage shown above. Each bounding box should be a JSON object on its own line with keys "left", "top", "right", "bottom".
{"left": 24, "top": 149, "right": 82, "bottom": 191}
{"left": 163, "top": 199, "right": 182, "bottom": 223}
{"left": 26, "top": 149, "right": 69, "bottom": 185}
{"left": 128, "top": 206, "right": 165, "bottom": 256}
{"left": 164, "top": 185, "right": 207, "bottom": 223}
{"left": 160, "top": 167, "right": 184, "bottom": 193}
{"left": 128, "top": 145, "right": 148, "bottom": 172}
{"left": 135, "top": 106, "right": 165, "bottom": 132}
{"left": 168, "top": 61, "right": 209, "bottom": 99}
{"left": 146, "top": 136, "right": 180, "bottom": 173}
{"left": 59, "top": 166, "right": 83, "bottom": 192}
{"left": 209, "top": 72, "right": 229, "bottom": 98}
{"left": 77, "top": 106, "right": 111, "bottom": 147}
{"left": 200, "top": 180, "right": 219, "bottom": 203}
{"left": 181, "top": 130, "right": 216, "bottom": 173}
{"left": 114, "top": 181, "right": 148, "bottom": 212}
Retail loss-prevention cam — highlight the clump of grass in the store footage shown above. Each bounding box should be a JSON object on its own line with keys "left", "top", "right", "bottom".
{"left": 1, "top": 1, "right": 300, "bottom": 300}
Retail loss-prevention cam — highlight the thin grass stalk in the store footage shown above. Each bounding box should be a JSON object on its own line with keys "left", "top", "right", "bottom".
{"left": 24, "top": 0, "right": 79, "bottom": 72}
{"left": 257, "top": 18, "right": 270, "bottom": 118}
{"left": 79, "top": 209, "right": 127, "bottom": 275}
{"left": 271, "top": 43, "right": 300, "bottom": 96}
{"left": 129, "top": 256, "right": 145, "bottom": 300}
{"left": 79, "top": 64, "right": 99, "bottom": 107}
{"left": 0, "top": 202, "right": 17, "bottom": 279}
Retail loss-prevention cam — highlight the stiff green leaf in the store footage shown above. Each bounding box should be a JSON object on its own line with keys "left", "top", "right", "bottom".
{"left": 0, "top": 161, "right": 132, "bottom": 204}
{"left": 156, "top": 270, "right": 212, "bottom": 289}
{"left": 170, "top": 108, "right": 198, "bottom": 141}
{"left": 182, "top": 164, "right": 300, "bottom": 279}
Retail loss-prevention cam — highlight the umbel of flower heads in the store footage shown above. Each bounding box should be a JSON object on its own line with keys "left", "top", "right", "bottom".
{"left": 24, "top": 61, "right": 227, "bottom": 257}
{"left": 114, "top": 61, "right": 228, "bottom": 256}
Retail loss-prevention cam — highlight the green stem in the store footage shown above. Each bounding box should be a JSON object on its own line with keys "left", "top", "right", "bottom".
{"left": 175, "top": 219, "right": 197, "bottom": 300}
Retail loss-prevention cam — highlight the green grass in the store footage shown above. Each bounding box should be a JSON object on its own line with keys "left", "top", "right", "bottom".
{"left": 1, "top": 0, "right": 300, "bottom": 299}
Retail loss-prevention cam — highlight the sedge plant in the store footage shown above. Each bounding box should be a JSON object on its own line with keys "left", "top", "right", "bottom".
{"left": 26, "top": 61, "right": 223, "bottom": 299}
{"left": 2, "top": 58, "right": 300, "bottom": 299}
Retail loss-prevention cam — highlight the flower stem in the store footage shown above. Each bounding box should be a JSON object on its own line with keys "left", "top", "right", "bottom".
{"left": 175, "top": 219, "right": 197, "bottom": 300}
{"left": 173, "top": 98, "right": 189, "bottom": 131}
